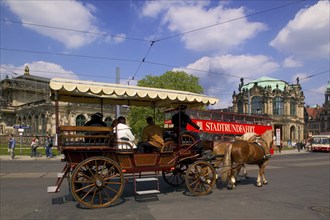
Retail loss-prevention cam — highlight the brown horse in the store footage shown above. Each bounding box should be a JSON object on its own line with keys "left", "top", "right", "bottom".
{"left": 221, "top": 130, "right": 273, "bottom": 188}
{"left": 212, "top": 132, "right": 258, "bottom": 179}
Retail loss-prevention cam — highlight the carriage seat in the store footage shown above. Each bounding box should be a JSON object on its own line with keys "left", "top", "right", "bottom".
{"left": 115, "top": 138, "right": 136, "bottom": 154}
{"left": 160, "top": 140, "right": 175, "bottom": 153}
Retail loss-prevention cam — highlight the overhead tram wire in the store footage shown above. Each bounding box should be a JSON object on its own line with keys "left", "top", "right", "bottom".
{"left": 0, "top": 66, "right": 118, "bottom": 81}
{"left": 1, "top": 46, "right": 246, "bottom": 81}
{"left": 298, "top": 70, "right": 330, "bottom": 81}
{"left": 1, "top": 0, "right": 307, "bottom": 83}
{"left": 0, "top": 18, "right": 150, "bottom": 43}
{"left": 0, "top": 47, "right": 142, "bottom": 64}
{"left": 154, "top": 0, "right": 307, "bottom": 42}
{"left": 126, "top": 41, "right": 156, "bottom": 85}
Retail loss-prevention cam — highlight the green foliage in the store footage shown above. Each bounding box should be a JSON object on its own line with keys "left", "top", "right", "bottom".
{"left": 128, "top": 71, "right": 203, "bottom": 140}
{"left": 138, "top": 71, "right": 203, "bottom": 93}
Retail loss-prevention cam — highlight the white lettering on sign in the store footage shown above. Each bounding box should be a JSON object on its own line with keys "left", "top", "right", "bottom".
{"left": 205, "top": 122, "right": 255, "bottom": 133}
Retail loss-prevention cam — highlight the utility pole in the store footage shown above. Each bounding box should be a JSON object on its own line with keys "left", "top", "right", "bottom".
{"left": 248, "top": 89, "right": 251, "bottom": 115}
{"left": 115, "top": 67, "right": 120, "bottom": 118}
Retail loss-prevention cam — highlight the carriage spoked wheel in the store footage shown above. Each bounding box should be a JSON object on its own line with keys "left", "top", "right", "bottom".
{"left": 70, "top": 156, "right": 124, "bottom": 209}
{"left": 162, "top": 163, "right": 189, "bottom": 186}
{"left": 185, "top": 160, "right": 217, "bottom": 196}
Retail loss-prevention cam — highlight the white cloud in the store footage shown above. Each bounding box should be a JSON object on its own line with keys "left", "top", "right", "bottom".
{"left": 4, "top": 1, "right": 102, "bottom": 49}
{"left": 283, "top": 56, "right": 303, "bottom": 68}
{"left": 141, "top": 1, "right": 266, "bottom": 53}
{"left": 184, "top": 54, "right": 279, "bottom": 82}
{"left": 270, "top": 1, "right": 330, "bottom": 59}
{"left": 16, "top": 61, "right": 78, "bottom": 79}
{"left": 174, "top": 54, "right": 279, "bottom": 108}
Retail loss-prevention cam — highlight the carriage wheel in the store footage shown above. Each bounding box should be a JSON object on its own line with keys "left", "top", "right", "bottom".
{"left": 185, "top": 161, "right": 217, "bottom": 196}
{"left": 70, "top": 156, "right": 124, "bottom": 209}
{"left": 162, "top": 163, "right": 188, "bottom": 186}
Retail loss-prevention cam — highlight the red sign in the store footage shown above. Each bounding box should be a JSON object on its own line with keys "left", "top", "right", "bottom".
{"left": 187, "top": 119, "right": 272, "bottom": 135}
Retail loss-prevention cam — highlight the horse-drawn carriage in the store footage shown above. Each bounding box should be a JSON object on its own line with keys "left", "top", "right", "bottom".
{"left": 47, "top": 78, "right": 224, "bottom": 208}
{"left": 47, "top": 78, "right": 273, "bottom": 209}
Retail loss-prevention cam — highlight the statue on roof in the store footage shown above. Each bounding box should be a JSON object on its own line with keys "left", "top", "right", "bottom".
{"left": 238, "top": 78, "right": 244, "bottom": 92}
{"left": 296, "top": 77, "right": 299, "bottom": 84}
{"left": 24, "top": 66, "right": 30, "bottom": 75}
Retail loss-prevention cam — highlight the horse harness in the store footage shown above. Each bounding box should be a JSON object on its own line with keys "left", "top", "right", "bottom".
{"left": 252, "top": 138, "right": 271, "bottom": 159}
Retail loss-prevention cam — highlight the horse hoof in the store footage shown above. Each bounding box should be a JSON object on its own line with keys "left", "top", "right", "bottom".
{"left": 256, "top": 183, "right": 262, "bottom": 187}
{"left": 263, "top": 181, "right": 268, "bottom": 185}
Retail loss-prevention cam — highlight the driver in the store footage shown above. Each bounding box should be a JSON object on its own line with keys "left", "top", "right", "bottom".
{"left": 171, "top": 105, "right": 203, "bottom": 154}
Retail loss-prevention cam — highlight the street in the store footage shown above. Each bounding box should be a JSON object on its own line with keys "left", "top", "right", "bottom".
{"left": 0, "top": 152, "right": 329, "bottom": 220}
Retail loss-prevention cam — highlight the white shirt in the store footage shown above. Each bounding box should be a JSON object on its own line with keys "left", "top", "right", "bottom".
{"left": 114, "top": 123, "right": 137, "bottom": 149}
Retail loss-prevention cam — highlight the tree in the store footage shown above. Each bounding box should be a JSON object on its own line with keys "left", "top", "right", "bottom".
{"left": 128, "top": 71, "right": 203, "bottom": 139}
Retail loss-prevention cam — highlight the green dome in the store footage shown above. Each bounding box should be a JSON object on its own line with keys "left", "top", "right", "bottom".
{"left": 242, "top": 76, "right": 288, "bottom": 91}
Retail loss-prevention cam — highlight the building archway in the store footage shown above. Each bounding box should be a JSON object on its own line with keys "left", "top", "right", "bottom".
{"left": 290, "top": 126, "right": 296, "bottom": 143}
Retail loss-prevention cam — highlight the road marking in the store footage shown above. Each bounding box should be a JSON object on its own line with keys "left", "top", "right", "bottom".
{"left": 292, "top": 161, "right": 330, "bottom": 167}
{"left": 0, "top": 172, "right": 58, "bottom": 178}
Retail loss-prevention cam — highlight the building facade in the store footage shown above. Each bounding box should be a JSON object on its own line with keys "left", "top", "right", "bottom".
{"left": 0, "top": 68, "right": 126, "bottom": 144}
{"left": 304, "top": 81, "right": 330, "bottom": 136}
{"left": 232, "top": 76, "right": 305, "bottom": 147}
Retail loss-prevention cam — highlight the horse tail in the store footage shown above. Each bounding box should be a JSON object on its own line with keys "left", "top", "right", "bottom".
{"left": 221, "top": 143, "right": 232, "bottom": 183}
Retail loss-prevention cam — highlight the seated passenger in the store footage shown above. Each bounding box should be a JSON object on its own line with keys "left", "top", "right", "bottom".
{"left": 114, "top": 116, "right": 137, "bottom": 150}
{"left": 85, "top": 112, "right": 107, "bottom": 127}
{"left": 84, "top": 112, "right": 107, "bottom": 144}
{"left": 137, "top": 117, "right": 164, "bottom": 153}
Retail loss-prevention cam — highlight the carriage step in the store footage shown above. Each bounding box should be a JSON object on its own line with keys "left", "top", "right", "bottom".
{"left": 47, "top": 186, "right": 59, "bottom": 193}
{"left": 135, "top": 177, "right": 158, "bottom": 182}
{"left": 136, "top": 190, "right": 160, "bottom": 195}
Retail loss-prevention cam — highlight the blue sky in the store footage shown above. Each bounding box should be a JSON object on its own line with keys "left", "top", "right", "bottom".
{"left": 1, "top": 0, "right": 329, "bottom": 108}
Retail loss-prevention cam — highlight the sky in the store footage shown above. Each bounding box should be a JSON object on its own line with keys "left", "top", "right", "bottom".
{"left": 0, "top": 0, "right": 329, "bottom": 109}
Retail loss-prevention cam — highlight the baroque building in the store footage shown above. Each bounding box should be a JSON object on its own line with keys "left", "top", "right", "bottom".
{"left": 304, "top": 81, "right": 330, "bottom": 136}
{"left": 0, "top": 67, "right": 126, "bottom": 144}
{"left": 232, "top": 76, "right": 305, "bottom": 146}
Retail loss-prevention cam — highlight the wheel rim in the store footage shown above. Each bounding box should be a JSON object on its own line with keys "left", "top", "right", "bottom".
{"left": 71, "top": 157, "right": 124, "bottom": 208}
{"left": 185, "top": 161, "right": 216, "bottom": 196}
{"left": 162, "top": 163, "right": 188, "bottom": 186}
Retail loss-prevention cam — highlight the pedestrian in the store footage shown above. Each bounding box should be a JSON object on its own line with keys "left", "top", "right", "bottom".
{"left": 278, "top": 141, "right": 282, "bottom": 153}
{"left": 30, "top": 136, "right": 39, "bottom": 157}
{"left": 8, "top": 133, "right": 15, "bottom": 159}
{"left": 45, "top": 134, "right": 53, "bottom": 158}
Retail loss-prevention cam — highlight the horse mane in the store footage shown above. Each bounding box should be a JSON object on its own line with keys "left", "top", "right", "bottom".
{"left": 260, "top": 130, "right": 273, "bottom": 149}
{"left": 239, "top": 132, "right": 257, "bottom": 142}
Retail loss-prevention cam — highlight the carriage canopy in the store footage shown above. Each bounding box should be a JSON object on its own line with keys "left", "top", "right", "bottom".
{"left": 49, "top": 78, "right": 218, "bottom": 108}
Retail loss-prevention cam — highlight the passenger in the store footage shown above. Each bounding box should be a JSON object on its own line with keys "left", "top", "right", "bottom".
{"left": 114, "top": 116, "right": 137, "bottom": 150}
{"left": 84, "top": 112, "right": 107, "bottom": 144}
{"left": 137, "top": 117, "right": 164, "bottom": 153}
{"left": 84, "top": 112, "right": 107, "bottom": 127}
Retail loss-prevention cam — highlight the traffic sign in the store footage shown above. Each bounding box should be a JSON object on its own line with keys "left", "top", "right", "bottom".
{"left": 13, "top": 125, "right": 31, "bottom": 129}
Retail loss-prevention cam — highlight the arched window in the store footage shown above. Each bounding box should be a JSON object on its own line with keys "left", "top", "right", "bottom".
{"left": 251, "top": 96, "right": 263, "bottom": 114}
{"left": 41, "top": 114, "right": 46, "bottom": 135}
{"left": 104, "top": 117, "right": 113, "bottom": 127}
{"left": 237, "top": 100, "right": 243, "bottom": 114}
{"left": 76, "top": 114, "right": 86, "bottom": 126}
{"left": 290, "top": 98, "right": 296, "bottom": 116}
{"left": 273, "top": 96, "right": 284, "bottom": 115}
{"left": 33, "top": 115, "right": 39, "bottom": 135}
{"left": 26, "top": 115, "right": 31, "bottom": 135}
